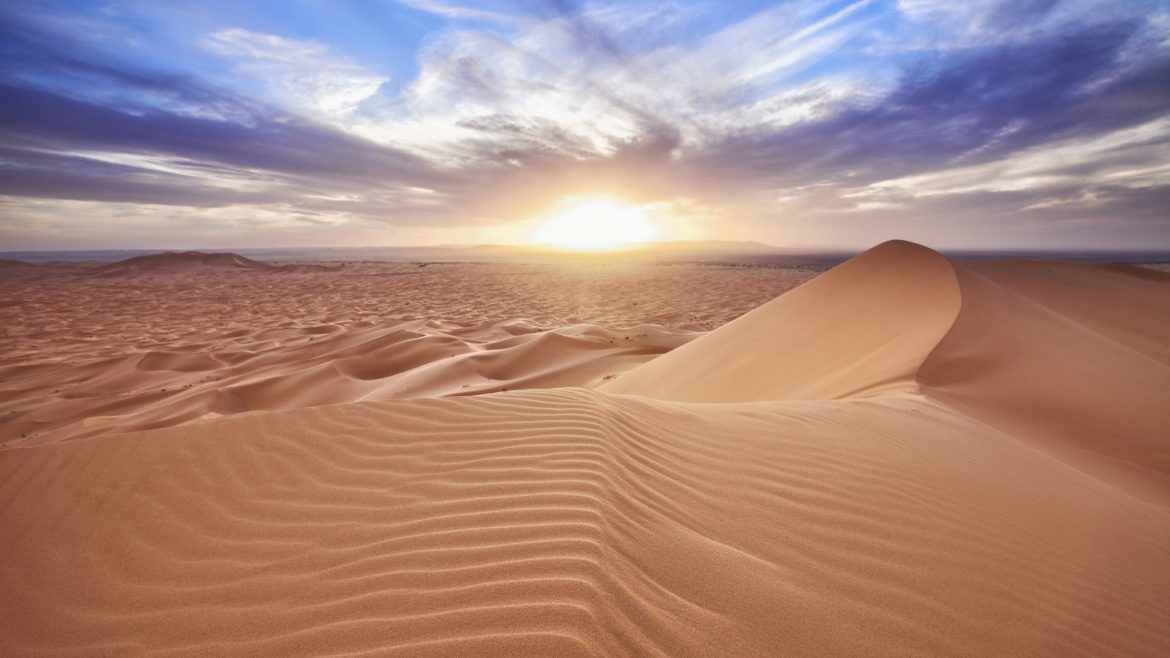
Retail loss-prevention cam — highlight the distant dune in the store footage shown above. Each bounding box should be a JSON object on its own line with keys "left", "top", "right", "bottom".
{"left": 88, "top": 250, "right": 273, "bottom": 276}
{"left": 2, "top": 241, "right": 1169, "bottom": 655}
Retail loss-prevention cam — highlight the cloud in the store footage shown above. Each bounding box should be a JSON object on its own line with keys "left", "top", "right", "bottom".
{"left": 0, "top": 14, "right": 261, "bottom": 123}
{"left": 690, "top": 19, "right": 1170, "bottom": 188}
{"left": 202, "top": 28, "right": 388, "bottom": 120}
{"left": 1, "top": 0, "right": 1168, "bottom": 249}
{"left": 394, "top": 0, "right": 521, "bottom": 24}
{"left": 0, "top": 82, "right": 434, "bottom": 182}
{"left": 856, "top": 117, "right": 1170, "bottom": 199}
{"left": 0, "top": 146, "right": 279, "bottom": 206}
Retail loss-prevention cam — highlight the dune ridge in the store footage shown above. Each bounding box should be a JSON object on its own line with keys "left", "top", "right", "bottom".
{"left": 603, "top": 240, "right": 1170, "bottom": 498}
{"left": 1, "top": 318, "right": 694, "bottom": 444}
{"left": 2, "top": 241, "right": 1169, "bottom": 655}
{"left": 601, "top": 240, "right": 962, "bottom": 402}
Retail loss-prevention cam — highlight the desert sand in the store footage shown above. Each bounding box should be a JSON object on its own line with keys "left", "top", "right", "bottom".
{"left": 2, "top": 240, "right": 1169, "bottom": 656}
{"left": 1, "top": 255, "right": 817, "bottom": 444}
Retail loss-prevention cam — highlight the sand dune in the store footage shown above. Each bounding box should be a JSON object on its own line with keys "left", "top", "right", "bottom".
{"left": 2, "top": 318, "right": 693, "bottom": 443}
{"left": 2, "top": 242, "right": 1169, "bottom": 655}
{"left": 2, "top": 260, "right": 812, "bottom": 445}
{"left": 602, "top": 240, "right": 1170, "bottom": 499}
{"left": 602, "top": 240, "right": 961, "bottom": 401}
{"left": 2, "top": 395, "right": 1168, "bottom": 655}
{"left": 88, "top": 251, "right": 274, "bottom": 276}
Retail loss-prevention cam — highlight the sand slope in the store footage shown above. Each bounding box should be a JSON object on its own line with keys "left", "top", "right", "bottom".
{"left": 601, "top": 240, "right": 961, "bottom": 401}
{"left": 3, "top": 242, "right": 1169, "bottom": 656}
{"left": 2, "top": 391, "right": 1168, "bottom": 656}
{"left": 919, "top": 260, "right": 1170, "bottom": 493}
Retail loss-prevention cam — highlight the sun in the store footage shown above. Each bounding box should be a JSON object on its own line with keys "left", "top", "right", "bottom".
{"left": 531, "top": 198, "right": 659, "bottom": 251}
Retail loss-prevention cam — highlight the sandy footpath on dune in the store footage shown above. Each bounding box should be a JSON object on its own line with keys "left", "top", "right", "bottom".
{"left": 2, "top": 241, "right": 1169, "bottom": 656}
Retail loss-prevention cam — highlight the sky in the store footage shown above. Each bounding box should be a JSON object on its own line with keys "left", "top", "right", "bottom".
{"left": 1, "top": 0, "right": 1168, "bottom": 251}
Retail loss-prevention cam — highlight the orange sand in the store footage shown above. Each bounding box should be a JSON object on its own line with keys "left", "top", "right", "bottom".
{"left": 2, "top": 242, "right": 1168, "bottom": 656}
{"left": 1, "top": 258, "right": 815, "bottom": 444}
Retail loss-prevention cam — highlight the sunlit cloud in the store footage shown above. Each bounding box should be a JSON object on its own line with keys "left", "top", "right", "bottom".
{"left": 393, "top": 0, "right": 522, "bottom": 25}
{"left": 857, "top": 117, "right": 1170, "bottom": 200}
{"left": 203, "top": 28, "right": 388, "bottom": 120}
{"left": 1, "top": 0, "right": 1168, "bottom": 250}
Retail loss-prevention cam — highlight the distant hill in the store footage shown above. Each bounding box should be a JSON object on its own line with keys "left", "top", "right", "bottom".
{"left": 88, "top": 251, "right": 274, "bottom": 277}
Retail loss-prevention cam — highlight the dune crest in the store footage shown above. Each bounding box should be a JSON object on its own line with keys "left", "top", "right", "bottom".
{"left": 604, "top": 240, "right": 1170, "bottom": 498}
{"left": 1, "top": 319, "right": 695, "bottom": 444}
{"left": 601, "top": 240, "right": 962, "bottom": 401}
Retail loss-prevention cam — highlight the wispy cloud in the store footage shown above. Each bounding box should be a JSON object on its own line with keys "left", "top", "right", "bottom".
{"left": 857, "top": 118, "right": 1170, "bottom": 199}
{"left": 395, "top": 0, "right": 521, "bottom": 24}
{"left": 203, "top": 28, "right": 388, "bottom": 120}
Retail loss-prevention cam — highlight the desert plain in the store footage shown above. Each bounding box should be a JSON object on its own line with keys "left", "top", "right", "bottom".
{"left": 2, "top": 240, "right": 1169, "bottom": 656}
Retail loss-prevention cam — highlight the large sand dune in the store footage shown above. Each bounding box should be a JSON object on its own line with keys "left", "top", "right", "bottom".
{"left": 2, "top": 242, "right": 1169, "bottom": 655}
{"left": 602, "top": 240, "right": 962, "bottom": 401}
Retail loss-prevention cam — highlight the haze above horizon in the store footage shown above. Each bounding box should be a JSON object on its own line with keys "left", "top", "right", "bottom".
{"left": 1, "top": 0, "right": 1168, "bottom": 251}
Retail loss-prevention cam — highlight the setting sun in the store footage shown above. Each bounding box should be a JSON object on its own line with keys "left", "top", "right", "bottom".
{"left": 531, "top": 198, "right": 659, "bottom": 251}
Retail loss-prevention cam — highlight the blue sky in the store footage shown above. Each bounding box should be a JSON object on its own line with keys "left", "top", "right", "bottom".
{"left": 1, "top": 0, "right": 1168, "bottom": 250}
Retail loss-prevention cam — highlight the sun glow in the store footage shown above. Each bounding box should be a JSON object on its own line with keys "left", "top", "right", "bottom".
{"left": 531, "top": 198, "right": 660, "bottom": 251}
